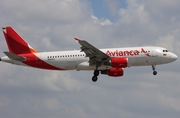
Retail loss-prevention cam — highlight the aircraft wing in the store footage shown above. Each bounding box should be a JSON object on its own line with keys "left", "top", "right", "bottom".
{"left": 75, "top": 38, "right": 110, "bottom": 65}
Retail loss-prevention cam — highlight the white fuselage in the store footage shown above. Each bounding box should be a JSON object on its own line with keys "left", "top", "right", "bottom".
{"left": 1, "top": 26, "right": 178, "bottom": 82}
{"left": 1, "top": 46, "right": 177, "bottom": 70}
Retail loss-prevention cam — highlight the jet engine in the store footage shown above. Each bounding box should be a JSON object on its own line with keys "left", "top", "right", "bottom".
{"left": 101, "top": 68, "right": 124, "bottom": 77}
{"left": 109, "top": 58, "right": 128, "bottom": 68}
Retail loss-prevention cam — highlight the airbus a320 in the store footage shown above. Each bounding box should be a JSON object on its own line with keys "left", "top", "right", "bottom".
{"left": 0, "top": 26, "right": 178, "bottom": 82}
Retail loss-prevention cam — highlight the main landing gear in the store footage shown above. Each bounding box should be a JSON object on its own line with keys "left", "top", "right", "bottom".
{"left": 92, "top": 70, "right": 99, "bottom": 82}
{"left": 152, "top": 65, "right": 157, "bottom": 75}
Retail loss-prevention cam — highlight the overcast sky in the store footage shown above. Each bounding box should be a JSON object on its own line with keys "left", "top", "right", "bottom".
{"left": 0, "top": 0, "right": 180, "bottom": 118}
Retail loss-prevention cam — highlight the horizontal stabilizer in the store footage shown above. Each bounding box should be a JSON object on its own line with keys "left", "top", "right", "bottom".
{"left": 3, "top": 52, "right": 25, "bottom": 61}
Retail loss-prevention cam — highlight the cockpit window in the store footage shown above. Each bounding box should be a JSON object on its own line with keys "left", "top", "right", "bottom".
{"left": 163, "top": 50, "right": 168, "bottom": 52}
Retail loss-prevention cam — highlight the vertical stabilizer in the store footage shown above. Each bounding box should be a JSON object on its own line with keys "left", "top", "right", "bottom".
{"left": 2, "top": 26, "right": 38, "bottom": 54}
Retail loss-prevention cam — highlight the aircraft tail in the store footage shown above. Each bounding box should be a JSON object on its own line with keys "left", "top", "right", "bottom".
{"left": 2, "top": 26, "right": 38, "bottom": 54}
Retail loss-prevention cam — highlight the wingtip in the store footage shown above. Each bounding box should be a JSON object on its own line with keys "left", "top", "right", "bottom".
{"left": 74, "top": 38, "right": 80, "bottom": 42}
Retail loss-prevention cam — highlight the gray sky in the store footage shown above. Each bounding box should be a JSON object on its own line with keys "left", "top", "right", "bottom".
{"left": 0, "top": 0, "right": 180, "bottom": 118}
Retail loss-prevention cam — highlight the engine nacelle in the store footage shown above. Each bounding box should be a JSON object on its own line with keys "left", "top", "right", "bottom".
{"left": 101, "top": 68, "right": 124, "bottom": 77}
{"left": 110, "top": 58, "right": 128, "bottom": 68}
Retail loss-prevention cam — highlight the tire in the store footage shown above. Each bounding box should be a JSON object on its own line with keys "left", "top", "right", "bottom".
{"left": 153, "top": 71, "right": 157, "bottom": 75}
{"left": 92, "top": 76, "right": 98, "bottom": 82}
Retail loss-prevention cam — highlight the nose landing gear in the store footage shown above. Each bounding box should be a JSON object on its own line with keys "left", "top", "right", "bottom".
{"left": 152, "top": 65, "right": 157, "bottom": 75}
{"left": 92, "top": 70, "right": 99, "bottom": 82}
{"left": 153, "top": 71, "right": 157, "bottom": 75}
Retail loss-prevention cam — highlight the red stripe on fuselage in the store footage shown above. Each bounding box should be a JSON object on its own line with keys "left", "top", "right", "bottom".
{"left": 19, "top": 53, "right": 64, "bottom": 70}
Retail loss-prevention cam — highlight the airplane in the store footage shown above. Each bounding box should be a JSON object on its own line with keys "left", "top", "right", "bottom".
{"left": 0, "top": 26, "right": 178, "bottom": 82}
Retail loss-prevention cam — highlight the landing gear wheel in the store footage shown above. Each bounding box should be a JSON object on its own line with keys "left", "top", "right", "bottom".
{"left": 153, "top": 71, "right": 157, "bottom": 75}
{"left": 92, "top": 76, "right": 98, "bottom": 82}
{"left": 92, "top": 70, "right": 99, "bottom": 82}
{"left": 94, "top": 70, "right": 99, "bottom": 76}
{"left": 152, "top": 65, "right": 157, "bottom": 76}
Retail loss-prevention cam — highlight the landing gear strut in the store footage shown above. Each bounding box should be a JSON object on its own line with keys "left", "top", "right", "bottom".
{"left": 152, "top": 65, "right": 157, "bottom": 75}
{"left": 92, "top": 70, "right": 99, "bottom": 82}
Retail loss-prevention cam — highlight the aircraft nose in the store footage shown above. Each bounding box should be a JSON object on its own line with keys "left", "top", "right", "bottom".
{"left": 171, "top": 53, "right": 178, "bottom": 61}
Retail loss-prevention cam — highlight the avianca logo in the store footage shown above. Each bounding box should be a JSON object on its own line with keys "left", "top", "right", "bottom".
{"left": 141, "top": 48, "right": 150, "bottom": 57}
{"left": 106, "top": 50, "right": 139, "bottom": 57}
{"left": 106, "top": 48, "right": 151, "bottom": 57}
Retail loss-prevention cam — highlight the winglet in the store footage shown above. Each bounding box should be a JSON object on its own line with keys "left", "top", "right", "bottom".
{"left": 74, "top": 38, "right": 80, "bottom": 42}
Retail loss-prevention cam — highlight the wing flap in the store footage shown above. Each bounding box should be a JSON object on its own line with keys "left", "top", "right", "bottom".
{"left": 75, "top": 38, "right": 110, "bottom": 66}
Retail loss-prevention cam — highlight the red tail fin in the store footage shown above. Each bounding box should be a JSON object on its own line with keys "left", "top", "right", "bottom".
{"left": 2, "top": 26, "right": 38, "bottom": 54}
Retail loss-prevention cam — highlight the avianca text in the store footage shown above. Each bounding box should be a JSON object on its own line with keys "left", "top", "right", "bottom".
{"left": 106, "top": 50, "right": 139, "bottom": 57}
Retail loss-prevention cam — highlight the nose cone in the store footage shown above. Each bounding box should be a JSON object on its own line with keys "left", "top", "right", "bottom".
{"left": 171, "top": 53, "right": 178, "bottom": 62}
